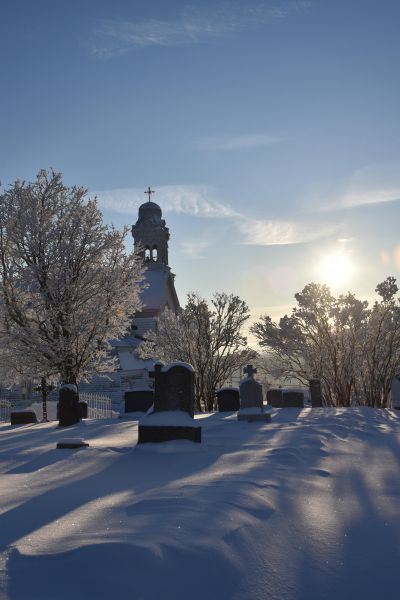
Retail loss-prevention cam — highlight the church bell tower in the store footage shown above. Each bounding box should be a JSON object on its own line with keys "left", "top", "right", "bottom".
{"left": 131, "top": 187, "right": 170, "bottom": 270}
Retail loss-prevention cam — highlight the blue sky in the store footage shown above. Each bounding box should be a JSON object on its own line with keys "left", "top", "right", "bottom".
{"left": 2, "top": 0, "right": 400, "bottom": 330}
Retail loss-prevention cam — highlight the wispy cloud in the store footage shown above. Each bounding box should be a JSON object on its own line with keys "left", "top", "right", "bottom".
{"left": 95, "top": 183, "right": 341, "bottom": 248}
{"left": 198, "top": 133, "right": 284, "bottom": 151}
{"left": 90, "top": 1, "right": 312, "bottom": 57}
{"left": 237, "top": 218, "right": 341, "bottom": 246}
{"left": 316, "top": 161, "right": 400, "bottom": 212}
{"left": 95, "top": 185, "right": 240, "bottom": 219}
{"left": 329, "top": 188, "right": 400, "bottom": 210}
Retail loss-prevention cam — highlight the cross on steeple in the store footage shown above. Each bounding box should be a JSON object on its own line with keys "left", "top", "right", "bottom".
{"left": 244, "top": 364, "right": 257, "bottom": 378}
{"left": 144, "top": 186, "right": 155, "bottom": 202}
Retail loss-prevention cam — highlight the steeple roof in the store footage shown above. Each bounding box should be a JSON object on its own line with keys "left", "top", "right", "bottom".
{"left": 137, "top": 201, "right": 162, "bottom": 222}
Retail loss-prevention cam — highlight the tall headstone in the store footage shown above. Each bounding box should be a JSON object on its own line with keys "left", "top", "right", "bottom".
{"left": 309, "top": 379, "right": 323, "bottom": 407}
{"left": 238, "top": 365, "right": 271, "bottom": 422}
{"left": 58, "top": 384, "right": 80, "bottom": 427}
{"left": 138, "top": 362, "right": 201, "bottom": 443}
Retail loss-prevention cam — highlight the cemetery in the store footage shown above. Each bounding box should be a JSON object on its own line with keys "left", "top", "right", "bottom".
{"left": 1, "top": 349, "right": 400, "bottom": 599}
{"left": 2, "top": 2, "right": 400, "bottom": 593}
{"left": 1, "top": 180, "right": 400, "bottom": 600}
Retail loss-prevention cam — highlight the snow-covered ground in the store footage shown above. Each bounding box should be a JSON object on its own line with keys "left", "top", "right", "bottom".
{"left": 1, "top": 408, "right": 400, "bottom": 600}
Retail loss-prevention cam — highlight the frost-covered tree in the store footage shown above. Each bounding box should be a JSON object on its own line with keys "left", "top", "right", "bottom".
{"left": 139, "top": 292, "right": 253, "bottom": 411}
{"left": 0, "top": 169, "right": 144, "bottom": 388}
{"left": 355, "top": 277, "right": 400, "bottom": 407}
{"left": 251, "top": 278, "right": 400, "bottom": 407}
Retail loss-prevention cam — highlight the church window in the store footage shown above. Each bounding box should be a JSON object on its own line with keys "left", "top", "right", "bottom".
{"left": 145, "top": 247, "right": 151, "bottom": 261}
{"left": 152, "top": 246, "right": 158, "bottom": 262}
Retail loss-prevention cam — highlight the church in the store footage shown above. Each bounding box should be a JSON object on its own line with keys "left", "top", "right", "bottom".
{"left": 114, "top": 194, "right": 180, "bottom": 372}
{"left": 79, "top": 192, "right": 180, "bottom": 405}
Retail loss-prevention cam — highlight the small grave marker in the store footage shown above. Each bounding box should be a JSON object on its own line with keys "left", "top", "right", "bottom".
{"left": 10, "top": 410, "right": 38, "bottom": 425}
{"left": 57, "top": 438, "right": 89, "bottom": 449}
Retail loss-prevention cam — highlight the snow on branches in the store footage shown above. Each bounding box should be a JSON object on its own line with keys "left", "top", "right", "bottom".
{"left": 0, "top": 169, "right": 145, "bottom": 385}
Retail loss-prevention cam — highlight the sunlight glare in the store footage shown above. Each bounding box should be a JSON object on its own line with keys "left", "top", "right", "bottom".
{"left": 318, "top": 253, "right": 353, "bottom": 288}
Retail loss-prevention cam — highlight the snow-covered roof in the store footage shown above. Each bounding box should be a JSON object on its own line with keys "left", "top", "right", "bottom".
{"left": 111, "top": 337, "right": 141, "bottom": 349}
{"left": 140, "top": 270, "right": 171, "bottom": 311}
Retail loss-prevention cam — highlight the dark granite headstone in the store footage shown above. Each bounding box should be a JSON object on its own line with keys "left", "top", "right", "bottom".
{"left": 58, "top": 385, "right": 80, "bottom": 427}
{"left": 125, "top": 390, "right": 154, "bottom": 413}
{"left": 267, "top": 389, "right": 284, "bottom": 407}
{"left": 266, "top": 389, "right": 304, "bottom": 408}
{"left": 153, "top": 363, "right": 195, "bottom": 416}
{"left": 283, "top": 391, "right": 304, "bottom": 408}
{"left": 216, "top": 388, "right": 240, "bottom": 412}
{"left": 309, "top": 379, "right": 323, "bottom": 407}
{"left": 138, "top": 362, "right": 201, "bottom": 443}
{"left": 79, "top": 401, "right": 88, "bottom": 419}
{"left": 10, "top": 410, "right": 38, "bottom": 425}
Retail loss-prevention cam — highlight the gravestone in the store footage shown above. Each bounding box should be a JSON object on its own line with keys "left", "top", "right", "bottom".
{"left": 309, "top": 379, "right": 323, "bottom": 407}
{"left": 391, "top": 375, "right": 400, "bottom": 409}
{"left": 216, "top": 387, "right": 240, "bottom": 412}
{"left": 267, "top": 388, "right": 284, "bottom": 407}
{"left": 238, "top": 365, "right": 271, "bottom": 422}
{"left": 79, "top": 401, "right": 88, "bottom": 419}
{"left": 138, "top": 362, "right": 201, "bottom": 443}
{"left": 57, "top": 438, "right": 89, "bottom": 449}
{"left": 267, "top": 388, "right": 305, "bottom": 408}
{"left": 125, "top": 389, "right": 154, "bottom": 413}
{"left": 283, "top": 391, "right": 304, "bottom": 408}
{"left": 10, "top": 410, "right": 38, "bottom": 425}
{"left": 58, "top": 384, "right": 80, "bottom": 427}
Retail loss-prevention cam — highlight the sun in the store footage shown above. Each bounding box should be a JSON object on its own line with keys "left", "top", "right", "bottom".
{"left": 318, "top": 253, "right": 353, "bottom": 288}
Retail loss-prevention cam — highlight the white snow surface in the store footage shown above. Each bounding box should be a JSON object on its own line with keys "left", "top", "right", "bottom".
{"left": 1, "top": 408, "right": 400, "bottom": 600}
{"left": 237, "top": 406, "right": 269, "bottom": 415}
{"left": 140, "top": 410, "right": 197, "bottom": 426}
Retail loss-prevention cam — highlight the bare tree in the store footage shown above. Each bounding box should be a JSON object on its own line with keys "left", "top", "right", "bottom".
{"left": 0, "top": 169, "right": 144, "bottom": 389}
{"left": 139, "top": 292, "right": 252, "bottom": 411}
